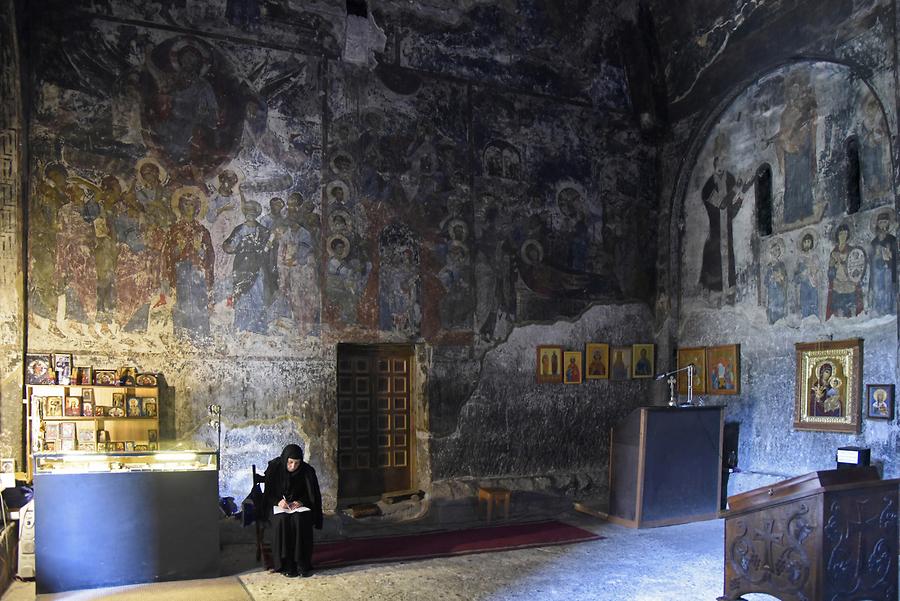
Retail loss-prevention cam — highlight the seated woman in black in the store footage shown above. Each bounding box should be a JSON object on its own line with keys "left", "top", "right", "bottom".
{"left": 263, "top": 443, "right": 323, "bottom": 577}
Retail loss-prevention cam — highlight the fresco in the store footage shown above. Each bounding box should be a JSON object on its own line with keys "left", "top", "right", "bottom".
{"left": 471, "top": 89, "right": 654, "bottom": 335}
{"left": 25, "top": 6, "right": 653, "bottom": 354}
{"left": 682, "top": 61, "right": 895, "bottom": 319}
{"left": 27, "top": 18, "right": 323, "bottom": 352}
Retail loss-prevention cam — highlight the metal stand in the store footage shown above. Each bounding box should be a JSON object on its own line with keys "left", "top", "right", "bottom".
{"left": 207, "top": 404, "right": 221, "bottom": 465}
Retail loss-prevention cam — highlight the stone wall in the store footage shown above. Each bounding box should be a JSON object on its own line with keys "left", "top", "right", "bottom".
{"left": 0, "top": 0, "right": 24, "bottom": 468}
{"left": 651, "top": 0, "right": 900, "bottom": 487}
{"left": 13, "top": 0, "right": 658, "bottom": 507}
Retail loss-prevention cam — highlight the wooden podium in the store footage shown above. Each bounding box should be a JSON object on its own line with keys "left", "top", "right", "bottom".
{"left": 608, "top": 406, "right": 723, "bottom": 528}
{"left": 719, "top": 467, "right": 898, "bottom": 601}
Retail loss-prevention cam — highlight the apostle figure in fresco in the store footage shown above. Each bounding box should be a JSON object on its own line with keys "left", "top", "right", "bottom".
{"left": 133, "top": 158, "right": 175, "bottom": 230}
{"left": 792, "top": 232, "right": 820, "bottom": 319}
{"left": 325, "top": 234, "right": 370, "bottom": 323}
{"left": 700, "top": 141, "right": 743, "bottom": 297}
{"left": 764, "top": 240, "right": 787, "bottom": 324}
{"left": 55, "top": 170, "right": 98, "bottom": 325}
{"left": 30, "top": 163, "right": 70, "bottom": 325}
{"left": 858, "top": 93, "right": 891, "bottom": 200}
{"left": 113, "top": 166, "right": 157, "bottom": 333}
{"left": 868, "top": 211, "right": 896, "bottom": 316}
{"left": 161, "top": 187, "right": 214, "bottom": 339}
{"left": 270, "top": 212, "right": 319, "bottom": 335}
{"left": 206, "top": 169, "right": 244, "bottom": 305}
{"left": 223, "top": 200, "right": 273, "bottom": 334}
{"left": 774, "top": 75, "right": 818, "bottom": 225}
{"left": 379, "top": 243, "right": 420, "bottom": 333}
{"left": 826, "top": 223, "right": 866, "bottom": 319}
{"left": 68, "top": 174, "right": 126, "bottom": 331}
{"left": 438, "top": 242, "right": 473, "bottom": 329}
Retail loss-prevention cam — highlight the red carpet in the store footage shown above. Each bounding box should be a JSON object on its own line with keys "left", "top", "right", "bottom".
{"left": 312, "top": 520, "right": 602, "bottom": 568}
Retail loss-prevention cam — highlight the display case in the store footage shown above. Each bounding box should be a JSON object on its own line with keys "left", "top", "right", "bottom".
{"left": 25, "top": 383, "right": 161, "bottom": 479}
{"left": 34, "top": 449, "right": 220, "bottom": 593}
{"left": 33, "top": 450, "right": 218, "bottom": 474}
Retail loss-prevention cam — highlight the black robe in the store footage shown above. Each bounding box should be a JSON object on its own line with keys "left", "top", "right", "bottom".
{"left": 263, "top": 457, "right": 323, "bottom": 571}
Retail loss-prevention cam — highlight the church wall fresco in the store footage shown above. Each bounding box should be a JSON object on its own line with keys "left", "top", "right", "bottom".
{"left": 15, "top": 2, "right": 655, "bottom": 503}
{"left": 664, "top": 1, "right": 900, "bottom": 490}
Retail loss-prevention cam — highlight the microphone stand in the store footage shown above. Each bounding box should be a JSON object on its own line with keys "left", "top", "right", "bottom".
{"left": 654, "top": 364, "right": 697, "bottom": 407}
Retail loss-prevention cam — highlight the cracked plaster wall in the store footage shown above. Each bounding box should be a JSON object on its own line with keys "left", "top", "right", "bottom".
{"left": 0, "top": 0, "right": 24, "bottom": 468}
{"left": 651, "top": 0, "right": 900, "bottom": 489}
{"left": 6, "top": 0, "right": 659, "bottom": 510}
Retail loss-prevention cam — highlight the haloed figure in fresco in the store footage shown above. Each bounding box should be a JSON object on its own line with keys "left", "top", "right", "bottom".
{"left": 868, "top": 212, "right": 896, "bottom": 316}
{"left": 161, "top": 187, "right": 214, "bottom": 340}
{"left": 30, "top": 164, "right": 70, "bottom": 327}
{"left": 206, "top": 169, "right": 244, "bottom": 305}
{"left": 223, "top": 200, "right": 274, "bottom": 334}
{"left": 764, "top": 240, "right": 787, "bottom": 324}
{"left": 793, "top": 232, "right": 820, "bottom": 319}
{"left": 826, "top": 224, "right": 866, "bottom": 319}
{"left": 809, "top": 361, "right": 842, "bottom": 417}
{"left": 55, "top": 167, "right": 98, "bottom": 326}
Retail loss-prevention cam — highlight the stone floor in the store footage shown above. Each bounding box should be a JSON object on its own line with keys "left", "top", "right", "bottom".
{"left": 2, "top": 506, "right": 793, "bottom": 601}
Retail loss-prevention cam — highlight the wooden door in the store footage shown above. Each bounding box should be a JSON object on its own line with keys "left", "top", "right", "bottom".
{"left": 337, "top": 345, "right": 412, "bottom": 500}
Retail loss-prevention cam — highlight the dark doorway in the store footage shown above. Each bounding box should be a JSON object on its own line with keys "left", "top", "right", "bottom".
{"left": 337, "top": 344, "right": 413, "bottom": 504}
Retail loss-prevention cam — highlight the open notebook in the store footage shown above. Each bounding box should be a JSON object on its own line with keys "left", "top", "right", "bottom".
{"left": 273, "top": 505, "right": 310, "bottom": 515}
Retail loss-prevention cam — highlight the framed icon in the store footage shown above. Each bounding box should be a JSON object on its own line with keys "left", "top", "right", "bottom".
{"left": 631, "top": 344, "right": 655, "bottom": 379}
{"left": 563, "top": 351, "right": 583, "bottom": 384}
{"left": 676, "top": 347, "right": 706, "bottom": 394}
{"left": 866, "top": 384, "right": 894, "bottom": 420}
{"left": 706, "top": 344, "right": 740, "bottom": 394}
{"left": 25, "top": 354, "right": 54, "bottom": 385}
{"left": 53, "top": 353, "right": 72, "bottom": 385}
{"left": 536, "top": 346, "right": 563, "bottom": 384}
{"left": 94, "top": 370, "right": 117, "bottom": 386}
{"left": 610, "top": 346, "right": 632, "bottom": 381}
{"left": 794, "top": 339, "right": 862, "bottom": 434}
{"left": 585, "top": 343, "right": 609, "bottom": 380}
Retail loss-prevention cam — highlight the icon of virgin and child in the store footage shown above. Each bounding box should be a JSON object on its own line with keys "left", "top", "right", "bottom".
{"left": 808, "top": 361, "right": 844, "bottom": 417}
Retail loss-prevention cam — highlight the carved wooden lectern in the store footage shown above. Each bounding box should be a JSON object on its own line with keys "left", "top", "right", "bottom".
{"left": 719, "top": 467, "right": 898, "bottom": 601}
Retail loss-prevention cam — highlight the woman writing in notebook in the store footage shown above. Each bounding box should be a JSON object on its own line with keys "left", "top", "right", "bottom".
{"left": 264, "top": 443, "right": 323, "bottom": 577}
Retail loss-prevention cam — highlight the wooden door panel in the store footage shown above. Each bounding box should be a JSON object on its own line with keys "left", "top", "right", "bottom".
{"left": 338, "top": 346, "right": 412, "bottom": 500}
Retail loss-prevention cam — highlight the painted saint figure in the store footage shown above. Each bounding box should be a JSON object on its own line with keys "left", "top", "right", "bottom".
{"left": 588, "top": 350, "right": 606, "bottom": 377}
{"left": 700, "top": 150, "right": 743, "bottom": 296}
{"left": 54, "top": 171, "right": 98, "bottom": 324}
{"left": 826, "top": 223, "right": 866, "bottom": 319}
{"left": 774, "top": 76, "right": 818, "bottom": 225}
{"left": 223, "top": 200, "right": 273, "bottom": 334}
{"left": 30, "top": 164, "right": 70, "bottom": 322}
{"left": 206, "top": 169, "right": 244, "bottom": 305}
{"left": 438, "top": 242, "right": 473, "bottom": 329}
{"left": 272, "top": 214, "right": 319, "bottom": 335}
{"left": 161, "top": 187, "right": 215, "bottom": 339}
{"left": 809, "top": 361, "right": 842, "bottom": 417}
{"left": 792, "top": 232, "right": 820, "bottom": 319}
{"left": 868, "top": 211, "right": 896, "bottom": 316}
{"left": 764, "top": 240, "right": 787, "bottom": 324}
{"left": 634, "top": 349, "right": 651, "bottom": 377}
{"left": 565, "top": 357, "right": 580, "bottom": 382}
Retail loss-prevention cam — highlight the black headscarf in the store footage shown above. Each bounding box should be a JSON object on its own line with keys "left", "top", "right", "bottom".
{"left": 279, "top": 444, "right": 304, "bottom": 498}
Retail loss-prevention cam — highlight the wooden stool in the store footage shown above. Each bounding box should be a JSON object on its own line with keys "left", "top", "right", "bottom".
{"left": 477, "top": 487, "right": 511, "bottom": 522}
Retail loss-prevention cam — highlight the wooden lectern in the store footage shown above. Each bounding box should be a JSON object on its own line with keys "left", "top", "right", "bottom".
{"left": 719, "top": 466, "right": 898, "bottom": 601}
{"left": 608, "top": 406, "right": 723, "bottom": 528}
